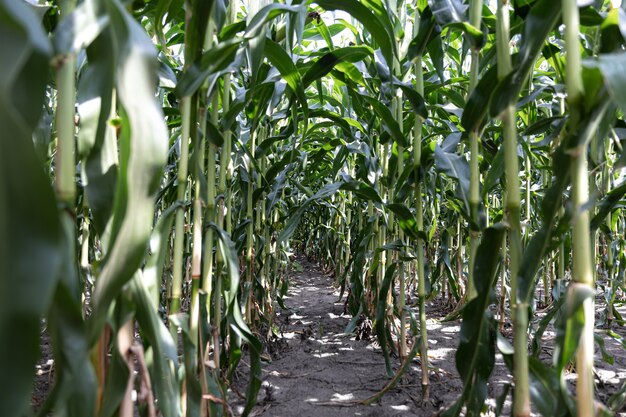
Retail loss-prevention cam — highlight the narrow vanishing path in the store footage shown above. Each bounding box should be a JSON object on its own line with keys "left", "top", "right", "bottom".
{"left": 242, "top": 256, "right": 431, "bottom": 417}
{"left": 229, "top": 257, "right": 626, "bottom": 417}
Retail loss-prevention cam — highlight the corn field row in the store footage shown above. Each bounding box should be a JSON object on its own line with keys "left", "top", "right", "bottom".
{"left": 2, "top": 0, "right": 626, "bottom": 416}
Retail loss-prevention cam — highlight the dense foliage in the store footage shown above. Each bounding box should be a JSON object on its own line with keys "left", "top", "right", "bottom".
{"left": 2, "top": 0, "right": 626, "bottom": 416}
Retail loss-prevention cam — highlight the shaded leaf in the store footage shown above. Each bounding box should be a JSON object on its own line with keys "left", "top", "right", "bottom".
{"left": 264, "top": 38, "right": 309, "bottom": 121}
{"left": 53, "top": 0, "right": 109, "bottom": 55}
{"left": 302, "top": 45, "right": 374, "bottom": 87}
{"left": 489, "top": 0, "right": 561, "bottom": 116}
{"left": 90, "top": 0, "right": 168, "bottom": 341}
{"left": 434, "top": 144, "right": 471, "bottom": 214}
{"left": 0, "top": 2, "right": 59, "bottom": 416}
{"left": 315, "top": 0, "right": 396, "bottom": 69}
{"left": 407, "top": 6, "right": 438, "bottom": 60}
{"left": 374, "top": 263, "right": 397, "bottom": 377}
{"left": 444, "top": 225, "right": 505, "bottom": 417}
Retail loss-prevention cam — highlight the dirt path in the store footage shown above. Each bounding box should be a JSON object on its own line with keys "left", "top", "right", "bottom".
{"left": 30, "top": 256, "right": 626, "bottom": 416}
{"left": 237, "top": 256, "right": 450, "bottom": 417}
{"left": 232, "top": 257, "right": 626, "bottom": 417}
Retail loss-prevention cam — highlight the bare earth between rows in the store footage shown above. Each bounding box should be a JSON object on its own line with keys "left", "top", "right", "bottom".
{"left": 32, "top": 257, "right": 626, "bottom": 416}
{"left": 231, "top": 257, "right": 626, "bottom": 417}
{"left": 233, "top": 257, "right": 469, "bottom": 417}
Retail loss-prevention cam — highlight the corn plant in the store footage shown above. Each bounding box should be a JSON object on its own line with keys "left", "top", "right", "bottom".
{"left": 4, "top": 0, "right": 626, "bottom": 416}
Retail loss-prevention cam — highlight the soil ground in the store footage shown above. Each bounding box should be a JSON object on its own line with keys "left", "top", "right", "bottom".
{"left": 32, "top": 256, "right": 626, "bottom": 416}
{"left": 231, "top": 256, "right": 626, "bottom": 417}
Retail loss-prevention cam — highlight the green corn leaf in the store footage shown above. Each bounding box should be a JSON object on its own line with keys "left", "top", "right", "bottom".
{"left": 313, "top": 14, "right": 334, "bottom": 49}
{"left": 0, "top": 1, "right": 59, "bottom": 416}
{"left": 360, "top": 94, "right": 407, "bottom": 147}
{"left": 170, "top": 314, "right": 203, "bottom": 417}
{"left": 244, "top": 3, "right": 305, "bottom": 87}
{"left": 99, "top": 333, "right": 133, "bottom": 417}
{"left": 210, "top": 224, "right": 262, "bottom": 417}
{"left": 588, "top": 52, "right": 626, "bottom": 115}
{"left": 397, "top": 84, "right": 428, "bottom": 119}
{"left": 175, "top": 38, "right": 242, "bottom": 98}
{"left": 212, "top": 0, "right": 229, "bottom": 33}
{"left": 302, "top": 45, "right": 373, "bottom": 87}
{"left": 518, "top": 94, "right": 610, "bottom": 304}
{"left": 554, "top": 283, "right": 595, "bottom": 373}
{"left": 144, "top": 202, "right": 183, "bottom": 307}
{"left": 308, "top": 108, "right": 356, "bottom": 138}
{"left": 489, "top": 0, "right": 561, "bottom": 116}
{"left": 591, "top": 181, "right": 626, "bottom": 231}
{"left": 531, "top": 296, "right": 565, "bottom": 356}
{"left": 374, "top": 263, "right": 398, "bottom": 377}
{"left": 482, "top": 144, "right": 504, "bottom": 200}
{"left": 153, "top": 0, "right": 174, "bottom": 53}
{"left": 428, "top": 0, "right": 483, "bottom": 48}
{"left": 131, "top": 273, "right": 180, "bottom": 417}
{"left": 244, "top": 3, "right": 306, "bottom": 40}
{"left": 341, "top": 180, "right": 383, "bottom": 203}
{"left": 407, "top": 6, "right": 438, "bottom": 60}
{"left": 608, "top": 380, "right": 626, "bottom": 413}
{"left": 90, "top": 0, "right": 168, "bottom": 341}
{"left": 278, "top": 179, "right": 384, "bottom": 244}
{"left": 444, "top": 225, "right": 505, "bottom": 417}
{"left": 264, "top": 150, "right": 300, "bottom": 183}
{"left": 52, "top": 0, "right": 109, "bottom": 55}
{"left": 315, "top": 0, "right": 396, "bottom": 69}
{"left": 278, "top": 182, "right": 343, "bottom": 243}
{"left": 264, "top": 38, "right": 309, "bottom": 121}
{"left": 434, "top": 144, "right": 471, "bottom": 216}
{"left": 461, "top": 64, "right": 498, "bottom": 132}
{"left": 528, "top": 357, "right": 569, "bottom": 417}
{"left": 429, "top": 0, "right": 467, "bottom": 26}
{"left": 386, "top": 203, "right": 421, "bottom": 240}
{"left": 77, "top": 29, "right": 118, "bottom": 236}
{"left": 184, "top": 0, "right": 213, "bottom": 65}
{"left": 47, "top": 216, "right": 97, "bottom": 417}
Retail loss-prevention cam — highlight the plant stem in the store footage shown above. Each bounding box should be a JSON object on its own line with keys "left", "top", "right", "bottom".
{"left": 170, "top": 96, "right": 191, "bottom": 325}
{"left": 55, "top": 39, "right": 77, "bottom": 204}
{"left": 497, "top": 1, "right": 529, "bottom": 415}
{"left": 245, "top": 124, "right": 258, "bottom": 323}
{"left": 525, "top": 154, "right": 532, "bottom": 242}
{"left": 392, "top": 23, "right": 407, "bottom": 357}
{"left": 562, "top": 1, "right": 595, "bottom": 415}
{"left": 190, "top": 98, "right": 205, "bottom": 343}
{"left": 413, "top": 16, "right": 430, "bottom": 395}
{"left": 466, "top": 0, "right": 483, "bottom": 302}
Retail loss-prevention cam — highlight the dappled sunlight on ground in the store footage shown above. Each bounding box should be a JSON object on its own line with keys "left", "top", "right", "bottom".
{"left": 331, "top": 392, "right": 355, "bottom": 401}
{"left": 229, "top": 256, "right": 461, "bottom": 416}
{"left": 230, "top": 257, "right": 626, "bottom": 417}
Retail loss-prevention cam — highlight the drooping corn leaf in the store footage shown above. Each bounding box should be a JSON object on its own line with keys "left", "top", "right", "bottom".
{"left": 315, "top": 0, "right": 396, "bottom": 69}
{"left": 374, "top": 263, "right": 398, "bottom": 377}
{"left": 90, "top": 0, "right": 168, "bottom": 341}
{"left": 264, "top": 38, "right": 308, "bottom": 122}
{"left": 131, "top": 272, "right": 181, "bottom": 417}
{"left": 302, "top": 45, "right": 373, "bottom": 87}
{"left": 443, "top": 224, "right": 505, "bottom": 417}
{"left": 428, "top": 0, "right": 483, "bottom": 48}
{"left": 0, "top": 2, "right": 59, "bottom": 416}
{"left": 52, "top": 0, "right": 109, "bottom": 55}
{"left": 77, "top": 28, "right": 118, "bottom": 237}
{"left": 489, "top": 0, "right": 561, "bottom": 116}
{"left": 210, "top": 224, "right": 262, "bottom": 417}
{"left": 434, "top": 144, "right": 471, "bottom": 216}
